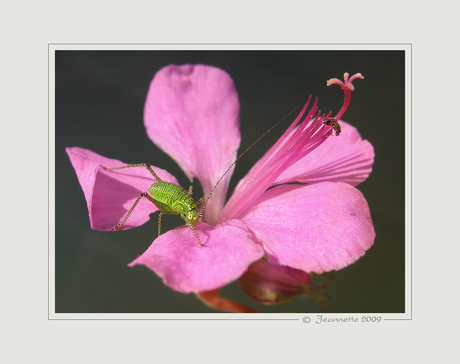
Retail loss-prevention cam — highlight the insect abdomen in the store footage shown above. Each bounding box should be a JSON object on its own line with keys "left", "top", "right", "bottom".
{"left": 149, "top": 182, "right": 195, "bottom": 214}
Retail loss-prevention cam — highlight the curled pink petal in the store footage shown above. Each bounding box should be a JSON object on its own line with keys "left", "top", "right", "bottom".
{"left": 275, "top": 121, "right": 374, "bottom": 186}
{"left": 129, "top": 219, "right": 265, "bottom": 293}
{"left": 66, "top": 147, "right": 179, "bottom": 231}
{"left": 240, "top": 182, "right": 375, "bottom": 273}
{"left": 144, "top": 64, "right": 241, "bottom": 223}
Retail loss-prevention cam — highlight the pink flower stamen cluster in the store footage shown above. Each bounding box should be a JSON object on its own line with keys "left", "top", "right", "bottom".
{"left": 219, "top": 97, "right": 331, "bottom": 221}
{"left": 218, "top": 73, "right": 363, "bottom": 222}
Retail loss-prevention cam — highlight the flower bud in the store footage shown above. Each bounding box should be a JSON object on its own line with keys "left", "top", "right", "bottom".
{"left": 239, "top": 259, "right": 331, "bottom": 304}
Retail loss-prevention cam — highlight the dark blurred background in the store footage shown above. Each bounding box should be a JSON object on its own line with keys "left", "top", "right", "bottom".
{"left": 55, "top": 50, "right": 405, "bottom": 313}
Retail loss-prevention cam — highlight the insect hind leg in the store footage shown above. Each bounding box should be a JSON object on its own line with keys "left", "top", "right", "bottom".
{"left": 102, "top": 163, "right": 163, "bottom": 182}
{"left": 157, "top": 210, "right": 179, "bottom": 236}
{"left": 111, "top": 192, "right": 155, "bottom": 231}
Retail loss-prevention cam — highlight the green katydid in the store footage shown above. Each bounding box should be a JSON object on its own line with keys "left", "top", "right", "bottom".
{"left": 102, "top": 116, "right": 340, "bottom": 246}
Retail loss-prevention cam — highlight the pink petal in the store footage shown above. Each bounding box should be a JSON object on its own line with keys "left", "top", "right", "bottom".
{"left": 275, "top": 121, "right": 374, "bottom": 186}
{"left": 129, "top": 219, "right": 265, "bottom": 293}
{"left": 144, "top": 64, "right": 241, "bottom": 223}
{"left": 240, "top": 182, "right": 375, "bottom": 273}
{"left": 66, "top": 147, "right": 179, "bottom": 231}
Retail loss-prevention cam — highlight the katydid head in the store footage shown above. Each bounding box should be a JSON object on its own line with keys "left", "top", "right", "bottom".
{"left": 184, "top": 207, "right": 200, "bottom": 226}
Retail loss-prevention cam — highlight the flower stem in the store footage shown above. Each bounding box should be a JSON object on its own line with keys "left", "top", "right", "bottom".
{"left": 196, "top": 289, "right": 259, "bottom": 313}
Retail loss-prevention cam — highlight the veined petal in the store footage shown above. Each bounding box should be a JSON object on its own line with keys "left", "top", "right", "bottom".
{"left": 129, "top": 219, "right": 264, "bottom": 293}
{"left": 275, "top": 121, "right": 374, "bottom": 186}
{"left": 66, "top": 147, "right": 179, "bottom": 231}
{"left": 144, "top": 64, "right": 241, "bottom": 223}
{"left": 239, "top": 182, "right": 375, "bottom": 273}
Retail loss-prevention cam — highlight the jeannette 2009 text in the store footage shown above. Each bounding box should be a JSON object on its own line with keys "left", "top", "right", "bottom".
{"left": 315, "top": 315, "right": 382, "bottom": 324}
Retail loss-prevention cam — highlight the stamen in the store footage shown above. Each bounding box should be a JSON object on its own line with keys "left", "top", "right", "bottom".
{"left": 217, "top": 73, "right": 364, "bottom": 221}
{"left": 326, "top": 72, "right": 364, "bottom": 122}
{"left": 218, "top": 99, "right": 333, "bottom": 222}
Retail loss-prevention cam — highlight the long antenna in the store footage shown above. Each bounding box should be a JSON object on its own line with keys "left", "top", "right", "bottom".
{"left": 197, "top": 106, "right": 298, "bottom": 218}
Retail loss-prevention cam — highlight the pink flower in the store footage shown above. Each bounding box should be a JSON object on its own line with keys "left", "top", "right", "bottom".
{"left": 66, "top": 65, "right": 375, "bottom": 312}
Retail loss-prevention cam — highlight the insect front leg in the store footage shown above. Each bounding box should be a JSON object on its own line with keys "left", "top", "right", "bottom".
{"left": 187, "top": 188, "right": 206, "bottom": 221}
{"left": 194, "top": 197, "right": 207, "bottom": 222}
{"left": 185, "top": 220, "right": 205, "bottom": 247}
